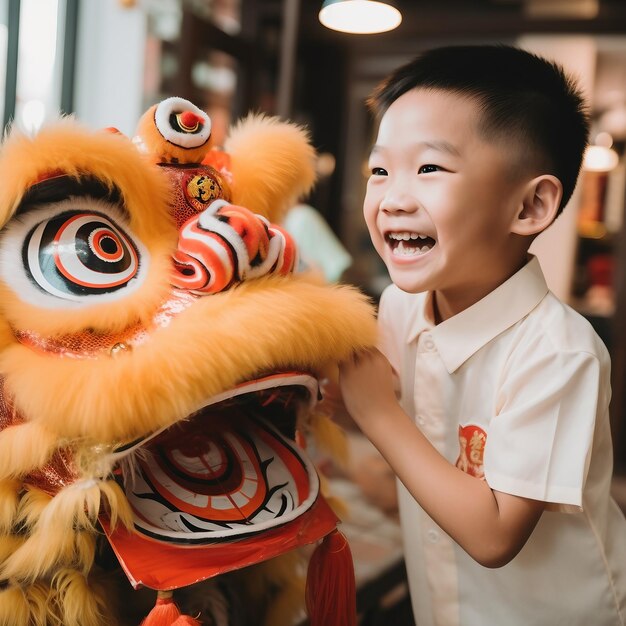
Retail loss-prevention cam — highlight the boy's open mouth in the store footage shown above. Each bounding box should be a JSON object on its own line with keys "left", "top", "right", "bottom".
{"left": 386, "top": 231, "right": 436, "bottom": 256}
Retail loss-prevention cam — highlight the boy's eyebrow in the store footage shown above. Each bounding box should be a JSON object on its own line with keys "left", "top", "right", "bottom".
{"left": 369, "top": 140, "right": 461, "bottom": 157}
{"left": 419, "top": 140, "right": 461, "bottom": 156}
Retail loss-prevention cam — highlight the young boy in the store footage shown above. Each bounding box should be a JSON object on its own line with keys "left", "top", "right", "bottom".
{"left": 339, "top": 45, "right": 626, "bottom": 625}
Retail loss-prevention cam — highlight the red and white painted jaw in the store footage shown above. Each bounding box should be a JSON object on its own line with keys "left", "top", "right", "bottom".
{"left": 109, "top": 373, "right": 321, "bottom": 545}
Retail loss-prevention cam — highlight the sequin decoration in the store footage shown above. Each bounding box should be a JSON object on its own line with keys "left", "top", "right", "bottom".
{"left": 0, "top": 377, "right": 78, "bottom": 494}
{"left": 14, "top": 289, "right": 196, "bottom": 359}
{"left": 161, "top": 164, "right": 231, "bottom": 229}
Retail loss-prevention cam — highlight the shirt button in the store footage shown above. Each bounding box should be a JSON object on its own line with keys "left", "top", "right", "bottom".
{"left": 426, "top": 529, "right": 439, "bottom": 543}
{"left": 417, "top": 415, "right": 426, "bottom": 426}
{"left": 422, "top": 334, "right": 435, "bottom": 351}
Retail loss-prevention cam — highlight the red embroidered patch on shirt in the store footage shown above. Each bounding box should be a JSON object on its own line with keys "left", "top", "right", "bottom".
{"left": 456, "top": 424, "right": 487, "bottom": 479}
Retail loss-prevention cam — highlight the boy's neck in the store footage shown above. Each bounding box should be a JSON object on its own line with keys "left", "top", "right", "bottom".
{"left": 432, "top": 256, "right": 530, "bottom": 324}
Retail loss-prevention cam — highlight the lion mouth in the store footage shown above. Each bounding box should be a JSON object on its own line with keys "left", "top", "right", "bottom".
{"left": 110, "top": 373, "right": 321, "bottom": 545}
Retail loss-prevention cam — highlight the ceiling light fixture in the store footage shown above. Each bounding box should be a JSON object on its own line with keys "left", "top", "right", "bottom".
{"left": 319, "top": 0, "right": 402, "bottom": 35}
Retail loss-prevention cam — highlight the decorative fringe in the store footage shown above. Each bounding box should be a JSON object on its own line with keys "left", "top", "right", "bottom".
{"left": 0, "top": 478, "right": 21, "bottom": 532}
{"left": 0, "top": 526, "right": 89, "bottom": 582}
{"left": 305, "top": 529, "right": 356, "bottom": 626}
{"left": 0, "top": 580, "right": 62, "bottom": 626}
{"left": 91, "top": 478, "right": 134, "bottom": 530}
{"left": 0, "top": 533, "right": 25, "bottom": 562}
{"left": 15, "top": 486, "right": 52, "bottom": 528}
{"left": 140, "top": 590, "right": 201, "bottom": 626}
{"left": 23, "top": 581, "right": 51, "bottom": 626}
{"left": 0, "top": 422, "right": 58, "bottom": 480}
{"left": 0, "top": 585, "right": 30, "bottom": 626}
{"left": 1, "top": 478, "right": 131, "bottom": 582}
{"left": 53, "top": 568, "right": 114, "bottom": 626}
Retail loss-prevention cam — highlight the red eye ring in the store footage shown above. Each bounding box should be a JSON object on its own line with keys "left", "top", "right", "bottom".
{"left": 89, "top": 227, "right": 125, "bottom": 263}
{"left": 50, "top": 212, "right": 139, "bottom": 289}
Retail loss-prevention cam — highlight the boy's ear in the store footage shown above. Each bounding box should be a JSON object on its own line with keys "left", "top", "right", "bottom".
{"left": 510, "top": 175, "right": 562, "bottom": 236}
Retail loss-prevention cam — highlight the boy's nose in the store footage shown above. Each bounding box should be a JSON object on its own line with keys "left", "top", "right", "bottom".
{"left": 380, "top": 191, "right": 418, "bottom": 213}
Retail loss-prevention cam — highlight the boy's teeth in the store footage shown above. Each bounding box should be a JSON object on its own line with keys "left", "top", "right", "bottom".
{"left": 386, "top": 231, "right": 434, "bottom": 256}
{"left": 395, "top": 241, "right": 432, "bottom": 256}
{"left": 388, "top": 232, "right": 429, "bottom": 240}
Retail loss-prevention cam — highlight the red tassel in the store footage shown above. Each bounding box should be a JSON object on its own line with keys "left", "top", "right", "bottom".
{"left": 171, "top": 617, "right": 201, "bottom": 626}
{"left": 305, "top": 529, "right": 357, "bottom": 626}
{"left": 140, "top": 590, "right": 201, "bottom": 626}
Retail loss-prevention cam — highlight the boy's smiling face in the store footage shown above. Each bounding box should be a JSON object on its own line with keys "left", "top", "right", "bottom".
{"left": 364, "top": 88, "right": 533, "bottom": 319}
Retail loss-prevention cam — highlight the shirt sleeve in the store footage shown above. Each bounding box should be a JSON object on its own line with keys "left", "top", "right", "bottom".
{"left": 484, "top": 347, "right": 603, "bottom": 512}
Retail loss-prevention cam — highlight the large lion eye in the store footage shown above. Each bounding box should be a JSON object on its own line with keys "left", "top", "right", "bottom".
{"left": 0, "top": 196, "right": 150, "bottom": 307}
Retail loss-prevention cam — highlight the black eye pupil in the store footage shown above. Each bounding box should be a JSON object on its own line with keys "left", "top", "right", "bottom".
{"left": 100, "top": 236, "right": 118, "bottom": 254}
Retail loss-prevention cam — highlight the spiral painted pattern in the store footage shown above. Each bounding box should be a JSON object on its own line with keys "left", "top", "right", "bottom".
{"left": 171, "top": 199, "right": 297, "bottom": 294}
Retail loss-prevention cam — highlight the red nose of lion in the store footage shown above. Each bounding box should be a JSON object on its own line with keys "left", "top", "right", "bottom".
{"left": 177, "top": 111, "right": 204, "bottom": 132}
{"left": 171, "top": 199, "right": 297, "bottom": 295}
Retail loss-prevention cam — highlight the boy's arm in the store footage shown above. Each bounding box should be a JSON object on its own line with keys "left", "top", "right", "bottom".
{"left": 339, "top": 348, "right": 545, "bottom": 569}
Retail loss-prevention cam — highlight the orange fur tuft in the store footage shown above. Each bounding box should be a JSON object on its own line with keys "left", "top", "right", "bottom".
{"left": 0, "top": 533, "right": 25, "bottom": 563}
{"left": 53, "top": 568, "right": 117, "bottom": 626}
{"left": 224, "top": 115, "right": 317, "bottom": 223}
{"left": 1, "top": 479, "right": 128, "bottom": 582}
{"left": 23, "top": 582, "right": 53, "bottom": 626}
{"left": 16, "top": 486, "right": 53, "bottom": 530}
{"left": 0, "top": 585, "right": 30, "bottom": 626}
{"left": 0, "top": 120, "right": 174, "bottom": 240}
{"left": 0, "top": 478, "right": 21, "bottom": 532}
{"left": 0, "top": 317, "right": 13, "bottom": 352}
{"left": 0, "top": 523, "right": 81, "bottom": 582}
{"left": 0, "top": 422, "right": 59, "bottom": 480}
{"left": 3, "top": 277, "right": 376, "bottom": 443}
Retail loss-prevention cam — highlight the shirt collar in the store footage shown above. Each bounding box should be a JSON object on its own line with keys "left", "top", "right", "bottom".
{"left": 406, "top": 256, "right": 549, "bottom": 373}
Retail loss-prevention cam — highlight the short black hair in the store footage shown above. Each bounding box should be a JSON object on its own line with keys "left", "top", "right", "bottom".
{"left": 367, "top": 45, "right": 589, "bottom": 212}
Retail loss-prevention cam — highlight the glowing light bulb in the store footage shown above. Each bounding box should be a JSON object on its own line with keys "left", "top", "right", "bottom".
{"left": 319, "top": 0, "right": 402, "bottom": 34}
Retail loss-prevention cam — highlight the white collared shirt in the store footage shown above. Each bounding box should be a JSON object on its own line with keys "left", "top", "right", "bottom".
{"left": 378, "top": 256, "right": 626, "bottom": 626}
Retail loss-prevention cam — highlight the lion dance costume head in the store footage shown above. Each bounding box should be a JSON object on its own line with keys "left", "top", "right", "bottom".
{"left": 0, "top": 97, "right": 377, "bottom": 626}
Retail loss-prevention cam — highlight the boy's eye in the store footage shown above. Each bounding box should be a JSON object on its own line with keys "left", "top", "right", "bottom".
{"left": 418, "top": 164, "right": 440, "bottom": 174}
{"left": 370, "top": 167, "right": 388, "bottom": 176}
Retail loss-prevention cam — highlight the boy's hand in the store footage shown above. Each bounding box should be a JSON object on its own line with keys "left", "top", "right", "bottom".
{"left": 338, "top": 348, "right": 401, "bottom": 433}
